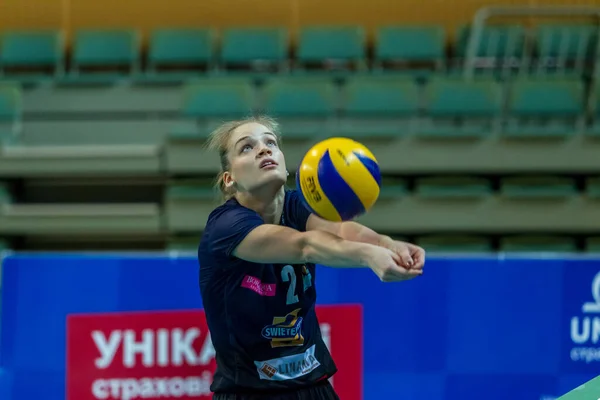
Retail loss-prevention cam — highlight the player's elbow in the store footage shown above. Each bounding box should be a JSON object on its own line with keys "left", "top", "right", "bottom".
{"left": 298, "top": 230, "right": 339, "bottom": 265}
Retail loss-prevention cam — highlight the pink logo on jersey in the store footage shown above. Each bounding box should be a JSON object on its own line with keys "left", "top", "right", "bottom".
{"left": 241, "top": 275, "right": 276, "bottom": 296}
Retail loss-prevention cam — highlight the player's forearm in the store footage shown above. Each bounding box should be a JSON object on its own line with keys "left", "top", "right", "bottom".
{"left": 338, "top": 221, "right": 391, "bottom": 247}
{"left": 301, "top": 229, "right": 375, "bottom": 267}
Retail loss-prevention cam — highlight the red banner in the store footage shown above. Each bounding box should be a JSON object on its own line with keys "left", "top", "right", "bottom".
{"left": 66, "top": 305, "right": 362, "bottom": 400}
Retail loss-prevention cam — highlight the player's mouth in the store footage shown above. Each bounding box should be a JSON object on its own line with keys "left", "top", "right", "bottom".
{"left": 259, "top": 159, "right": 278, "bottom": 170}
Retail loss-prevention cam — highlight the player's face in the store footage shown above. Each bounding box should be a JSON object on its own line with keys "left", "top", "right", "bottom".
{"left": 226, "top": 122, "right": 287, "bottom": 192}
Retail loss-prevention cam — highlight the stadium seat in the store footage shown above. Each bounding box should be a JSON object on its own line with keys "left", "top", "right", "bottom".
{"left": 145, "top": 28, "right": 214, "bottom": 79}
{"left": 0, "top": 82, "right": 22, "bottom": 145}
{"left": 295, "top": 26, "right": 366, "bottom": 75}
{"left": 262, "top": 77, "right": 337, "bottom": 138}
{"left": 0, "top": 30, "right": 63, "bottom": 82}
{"left": 419, "top": 77, "right": 502, "bottom": 138}
{"left": 499, "top": 235, "right": 577, "bottom": 253}
{"left": 0, "top": 203, "right": 161, "bottom": 234}
{"left": 416, "top": 235, "right": 492, "bottom": 252}
{"left": 500, "top": 176, "right": 576, "bottom": 199}
{"left": 170, "top": 78, "right": 256, "bottom": 139}
{"left": 181, "top": 78, "right": 255, "bottom": 118}
{"left": 166, "top": 182, "right": 216, "bottom": 201}
{"left": 373, "top": 25, "right": 445, "bottom": 77}
{"left": 586, "top": 237, "right": 600, "bottom": 253}
{"left": 67, "top": 29, "right": 140, "bottom": 83}
{"left": 414, "top": 176, "right": 491, "bottom": 198}
{"left": 533, "top": 24, "right": 596, "bottom": 77}
{"left": 504, "top": 78, "right": 583, "bottom": 138}
{"left": 586, "top": 177, "right": 600, "bottom": 198}
{"left": 378, "top": 178, "right": 408, "bottom": 200}
{"left": 454, "top": 24, "right": 525, "bottom": 78}
{"left": 338, "top": 76, "right": 419, "bottom": 138}
{"left": 0, "top": 182, "right": 11, "bottom": 204}
{"left": 167, "top": 236, "right": 200, "bottom": 251}
{"left": 165, "top": 181, "right": 218, "bottom": 232}
{"left": 220, "top": 27, "right": 288, "bottom": 74}
{"left": 586, "top": 79, "right": 600, "bottom": 137}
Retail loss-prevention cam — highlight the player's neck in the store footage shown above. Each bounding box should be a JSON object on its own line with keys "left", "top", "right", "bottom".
{"left": 236, "top": 186, "right": 285, "bottom": 225}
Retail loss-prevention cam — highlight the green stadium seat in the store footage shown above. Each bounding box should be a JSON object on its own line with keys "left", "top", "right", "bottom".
{"left": 414, "top": 176, "right": 491, "bottom": 198}
{"left": 500, "top": 235, "right": 577, "bottom": 253}
{"left": 167, "top": 236, "right": 200, "bottom": 252}
{"left": 586, "top": 237, "right": 600, "bottom": 253}
{"left": 295, "top": 26, "right": 366, "bottom": 74}
{"left": 145, "top": 28, "right": 214, "bottom": 79}
{"left": 417, "top": 235, "right": 492, "bottom": 252}
{"left": 0, "top": 30, "right": 63, "bottom": 82}
{"left": 500, "top": 176, "right": 576, "bottom": 199}
{"left": 504, "top": 78, "right": 583, "bottom": 138}
{"left": 338, "top": 76, "right": 419, "bottom": 138}
{"left": 373, "top": 25, "right": 445, "bottom": 76}
{"left": 165, "top": 181, "right": 218, "bottom": 232}
{"left": 419, "top": 78, "right": 501, "bottom": 138}
{"left": 533, "top": 24, "right": 595, "bottom": 77}
{"left": 454, "top": 24, "right": 525, "bottom": 78}
{"left": 586, "top": 177, "right": 600, "bottom": 198}
{"left": 67, "top": 29, "right": 140, "bottom": 83}
{"left": 379, "top": 178, "right": 408, "bottom": 200}
{"left": 181, "top": 78, "right": 255, "bottom": 118}
{"left": 0, "top": 182, "right": 11, "bottom": 204}
{"left": 220, "top": 27, "right": 288, "bottom": 73}
{"left": 262, "top": 77, "right": 336, "bottom": 139}
{"left": 0, "top": 82, "right": 22, "bottom": 145}
{"left": 586, "top": 80, "right": 600, "bottom": 137}
{"left": 166, "top": 183, "right": 216, "bottom": 201}
{"left": 170, "top": 78, "right": 255, "bottom": 139}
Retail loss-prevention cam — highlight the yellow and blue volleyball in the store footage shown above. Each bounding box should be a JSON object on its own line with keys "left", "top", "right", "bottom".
{"left": 295, "top": 137, "right": 381, "bottom": 222}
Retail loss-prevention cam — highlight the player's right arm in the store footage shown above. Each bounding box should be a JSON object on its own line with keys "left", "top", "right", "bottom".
{"left": 232, "top": 224, "right": 421, "bottom": 282}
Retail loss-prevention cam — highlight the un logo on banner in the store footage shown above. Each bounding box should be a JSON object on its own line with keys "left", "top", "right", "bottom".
{"left": 567, "top": 269, "right": 600, "bottom": 369}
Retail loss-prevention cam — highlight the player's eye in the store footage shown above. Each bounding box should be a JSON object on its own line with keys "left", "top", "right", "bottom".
{"left": 267, "top": 139, "right": 277, "bottom": 147}
{"left": 241, "top": 144, "right": 252, "bottom": 153}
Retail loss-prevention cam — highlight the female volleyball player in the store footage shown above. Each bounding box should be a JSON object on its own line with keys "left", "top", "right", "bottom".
{"left": 197, "top": 116, "right": 425, "bottom": 400}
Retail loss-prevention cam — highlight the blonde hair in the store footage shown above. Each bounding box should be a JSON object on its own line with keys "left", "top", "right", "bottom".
{"left": 205, "top": 115, "right": 282, "bottom": 201}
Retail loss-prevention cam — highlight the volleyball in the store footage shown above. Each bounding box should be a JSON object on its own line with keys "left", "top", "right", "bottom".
{"left": 295, "top": 137, "right": 382, "bottom": 222}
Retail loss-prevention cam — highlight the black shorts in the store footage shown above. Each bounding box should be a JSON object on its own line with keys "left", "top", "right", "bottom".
{"left": 212, "top": 380, "right": 340, "bottom": 400}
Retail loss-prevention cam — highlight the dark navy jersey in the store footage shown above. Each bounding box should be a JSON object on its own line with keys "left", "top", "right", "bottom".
{"left": 197, "top": 189, "right": 337, "bottom": 394}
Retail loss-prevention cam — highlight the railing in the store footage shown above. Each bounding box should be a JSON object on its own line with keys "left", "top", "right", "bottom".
{"left": 464, "top": 5, "right": 600, "bottom": 80}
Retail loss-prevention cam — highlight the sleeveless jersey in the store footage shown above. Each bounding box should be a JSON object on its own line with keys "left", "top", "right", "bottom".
{"left": 197, "top": 189, "right": 337, "bottom": 394}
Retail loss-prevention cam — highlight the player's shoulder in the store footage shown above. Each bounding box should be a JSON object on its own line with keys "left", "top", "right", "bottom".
{"left": 205, "top": 197, "right": 261, "bottom": 228}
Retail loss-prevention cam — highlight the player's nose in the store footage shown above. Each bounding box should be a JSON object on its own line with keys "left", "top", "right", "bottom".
{"left": 257, "top": 145, "right": 272, "bottom": 157}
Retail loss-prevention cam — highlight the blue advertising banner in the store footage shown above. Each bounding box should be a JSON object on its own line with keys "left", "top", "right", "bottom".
{"left": 0, "top": 252, "right": 599, "bottom": 400}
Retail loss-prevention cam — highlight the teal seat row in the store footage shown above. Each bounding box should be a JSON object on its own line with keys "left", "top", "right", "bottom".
{"left": 172, "top": 76, "right": 592, "bottom": 139}
{"left": 0, "top": 75, "right": 593, "bottom": 140}
{"left": 0, "top": 26, "right": 422, "bottom": 72}
{"left": 0, "top": 23, "right": 598, "bottom": 83}
{"left": 179, "top": 76, "right": 584, "bottom": 117}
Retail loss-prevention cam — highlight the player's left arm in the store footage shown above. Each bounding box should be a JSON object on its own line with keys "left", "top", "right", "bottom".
{"left": 306, "top": 214, "right": 425, "bottom": 270}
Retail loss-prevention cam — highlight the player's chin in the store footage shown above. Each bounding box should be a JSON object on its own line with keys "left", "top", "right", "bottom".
{"left": 254, "top": 173, "right": 286, "bottom": 188}
{"left": 261, "top": 168, "right": 286, "bottom": 180}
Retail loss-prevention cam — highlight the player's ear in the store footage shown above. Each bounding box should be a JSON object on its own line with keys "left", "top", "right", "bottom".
{"left": 222, "top": 171, "right": 235, "bottom": 189}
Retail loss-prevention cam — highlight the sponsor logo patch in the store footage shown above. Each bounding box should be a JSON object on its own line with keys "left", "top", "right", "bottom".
{"left": 241, "top": 275, "right": 276, "bottom": 297}
{"left": 261, "top": 308, "right": 304, "bottom": 348}
{"left": 254, "top": 344, "right": 320, "bottom": 381}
